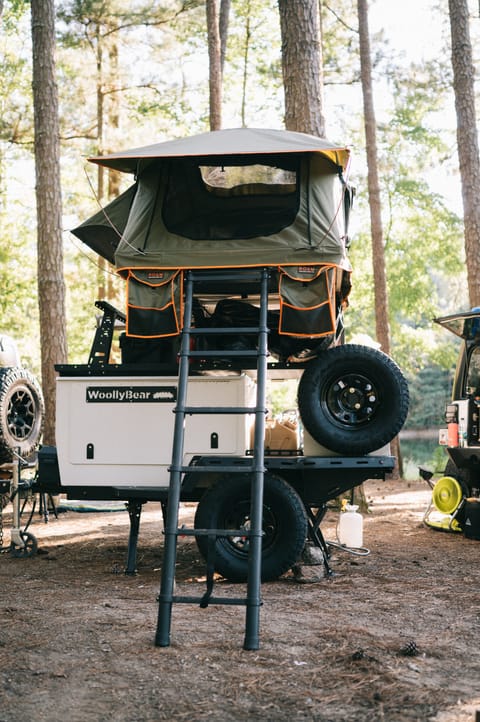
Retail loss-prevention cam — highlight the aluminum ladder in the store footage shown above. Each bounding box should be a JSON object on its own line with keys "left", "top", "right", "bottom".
{"left": 155, "top": 268, "right": 269, "bottom": 650}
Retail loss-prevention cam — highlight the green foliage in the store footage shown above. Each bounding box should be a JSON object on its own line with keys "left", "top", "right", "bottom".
{"left": 1, "top": 0, "right": 30, "bottom": 32}
{"left": 224, "top": 0, "right": 283, "bottom": 126}
{"left": 0, "top": 202, "right": 40, "bottom": 373}
{"left": 322, "top": 1, "right": 360, "bottom": 86}
{"left": 404, "top": 363, "right": 454, "bottom": 429}
{"left": 0, "top": 6, "right": 33, "bottom": 146}
{"left": 345, "top": 38, "right": 465, "bottom": 376}
{"left": 0, "top": 0, "right": 471, "bottom": 395}
{"left": 64, "top": 251, "right": 125, "bottom": 364}
{"left": 267, "top": 379, "right": 298, "bottom": 418}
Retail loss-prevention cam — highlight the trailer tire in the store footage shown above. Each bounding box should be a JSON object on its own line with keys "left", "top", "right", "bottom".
{"left": 297, "top": 344, "right": 409, "bottom": 455}
{"left": 194, "top": 473, "right": 308, "bottom": 582}
{"left": 0, "top": 367, "right": 44, "bottom": 463}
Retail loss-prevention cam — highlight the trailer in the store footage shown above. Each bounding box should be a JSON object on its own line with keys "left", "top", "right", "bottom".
{"left": 32, "top": 129, "right": 409, "bottom": 648}
{"left": 35, "top": 296, "right": 397, "bottom": 573}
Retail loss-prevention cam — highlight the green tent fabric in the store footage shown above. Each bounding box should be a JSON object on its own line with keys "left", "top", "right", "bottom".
{"left": 71, "top": 128, "right": 353, "bottom": 339}
{"left": 86, "top": 127, "right": 350, "bottom": 174}
{"left": 116, "top": 155, "right": 350, "bottom": 271}
{"left": 72, "top": 184, "right": 137, "bottom": 265}
{"left": 72, "top": 128, "right": 352, "bottom": 272}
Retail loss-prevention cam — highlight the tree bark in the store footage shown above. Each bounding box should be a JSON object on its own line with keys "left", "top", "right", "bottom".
{"left": 240, "top": 1, "right": 251, "bottom": 127}
{"left": 31, "top": 0, "right": 68, "bottom": 445}
{"left": 357, "top": 0, "right": 402, "bottom": 474}
{"left": 449, "top": 0, "right": 480, "bottom": 307}
{"left": 219, "top": 0, "right": 231, "bottom": 75}
{"left": 206, "top": 0, "right": 222, "bottom": 130}
{"left": 95, "top": 23, "right": 107, "bottom": 301}
{"left": 278, "top": 0, "right": 325, "bottom": 136}
{"left": 357, "top": 0, "right": 390, "bottom": 355}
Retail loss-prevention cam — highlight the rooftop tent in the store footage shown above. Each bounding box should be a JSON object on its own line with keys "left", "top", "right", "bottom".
{"left": 71, "top": 128, "right": 353, "bottom": 340}
{"left": 72, "top": 128, "right": 352, "bottom": 271}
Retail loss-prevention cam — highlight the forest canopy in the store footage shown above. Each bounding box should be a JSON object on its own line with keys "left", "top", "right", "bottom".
{"left": 0, "top": 0, "right": 472, "bottom": 425}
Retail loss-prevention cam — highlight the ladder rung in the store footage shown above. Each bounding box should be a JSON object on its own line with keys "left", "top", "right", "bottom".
{"left": 172, "top": 464, "right": 263, "bottom": 474}
{"left": 175, "top": 528, "right": 263, "bottom": 538}
{"left": 171, "top": 595, "right": 249, "bottom": 606}
{"left": 178, "top": 406, "right": 262, "bottom": 415}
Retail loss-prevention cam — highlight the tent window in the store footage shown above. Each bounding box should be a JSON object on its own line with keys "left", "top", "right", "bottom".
{"left": 199, "top": 164, "right": 297, "bottom": 196}
{"left": 163, "top": 159, "right": 300, "bottom": 240}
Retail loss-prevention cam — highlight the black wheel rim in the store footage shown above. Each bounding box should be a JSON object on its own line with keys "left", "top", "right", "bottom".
{"left": 7, "top": 386, "right": 36, "bottom": 441}
{"left": 10, "top": 532, "right": 37, "bottom": 558}
{"left": 220, "top": 500, "right": 277, "bottom": 557}
{"left": 322, "top": 372, "right": 380, "bottom": 427}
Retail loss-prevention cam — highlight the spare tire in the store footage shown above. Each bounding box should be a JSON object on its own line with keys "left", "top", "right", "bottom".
{"left": 0, "top": 367, "right": 45, "bottom": 463}
{"left": 297, "top": 344, "right": 409, "bottom": 455}
{"left": 194, "top": 472, "right": 308, "bottom": 582}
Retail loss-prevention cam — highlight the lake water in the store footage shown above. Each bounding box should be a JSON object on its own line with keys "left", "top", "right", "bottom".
{"left": 400, "top": 434, "right": 448, "bottom": 480}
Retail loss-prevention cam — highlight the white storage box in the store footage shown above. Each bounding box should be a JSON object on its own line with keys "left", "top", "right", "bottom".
{"left": 56, "top": 374, "right": 255, "bottom": 488}
{"left": 302, "top": 428, "right": 390, "bottom": 457}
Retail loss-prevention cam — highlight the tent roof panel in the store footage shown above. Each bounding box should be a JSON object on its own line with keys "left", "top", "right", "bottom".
{"left": 88, "top": 127, "right": 350, "bottom": 174}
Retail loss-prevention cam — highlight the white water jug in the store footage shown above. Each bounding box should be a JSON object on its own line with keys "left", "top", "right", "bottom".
{"left": 338, "top": 504, "right": 363, "bottom": 548}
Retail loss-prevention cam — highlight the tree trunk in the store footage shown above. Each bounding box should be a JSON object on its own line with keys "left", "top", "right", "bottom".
{"left": 105, "top": 38, "right": 121, "bottom": 302}
{"left": 240, "top": 1, "right": 251, "bottom": 127}
{"left": 357, "top": 0, "right": 390, "bottom": 356}
{"left": 278, "top": 0, "right": 325, "bottom": 136}
{"left": 95, "top": 23, "right": 107, "bottom": 301}
{"left": 219, "top": 0, "right": 231, "bottom": 75}
{"left": 31, "top": 0, "right": 68, "bottom": 446}
{"left": 92, "top": 22, "right": 122, "bottom": 303}
{"left": 449, "top": 0, "right": 480, "bottom": 307}
{"left": 206, "top": 0, "right": 222, "bottom": 130}
{"left": 357, "top": 0, "right": 402, "bottom": 476}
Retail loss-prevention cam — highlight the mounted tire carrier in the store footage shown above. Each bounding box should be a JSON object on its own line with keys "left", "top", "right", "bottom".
{"left": 0, "top": 336, "right": 45, "bottom": 558}
{"left": 34, "top": 129, "right": 409, "bottom": 650}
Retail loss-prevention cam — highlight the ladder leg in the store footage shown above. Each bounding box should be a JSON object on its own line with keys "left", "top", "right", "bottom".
{"left": 244, "top": 470, "right": 264, "bottom": 650}
{"left": 244, "top": 269, "right": 269, "bottom": 651}
{"left": 155, "top": 273, "right": 194, "bottom": 647}
{"left": 154, "top": 268, "right": 269, "bottom": 650}
{"left": 155, "top": 471, "right": 181, "bottom": 646}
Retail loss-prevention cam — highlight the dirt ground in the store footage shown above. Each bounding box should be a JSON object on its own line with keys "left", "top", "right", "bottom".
{"left": 1, "top": 477, "right": 479, "bottom": 722}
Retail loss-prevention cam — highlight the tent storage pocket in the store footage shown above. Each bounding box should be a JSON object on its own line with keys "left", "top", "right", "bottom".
{"left": 278, "top": 265, "right": 337, "bottom": 337}
{"left": 126, "top": 269, "right": 183, "bottom": 338}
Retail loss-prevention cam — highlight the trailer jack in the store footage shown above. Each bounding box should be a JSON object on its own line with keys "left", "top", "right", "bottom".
{"left": 0, "top": 449, "right": 38, "bottom": 558}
